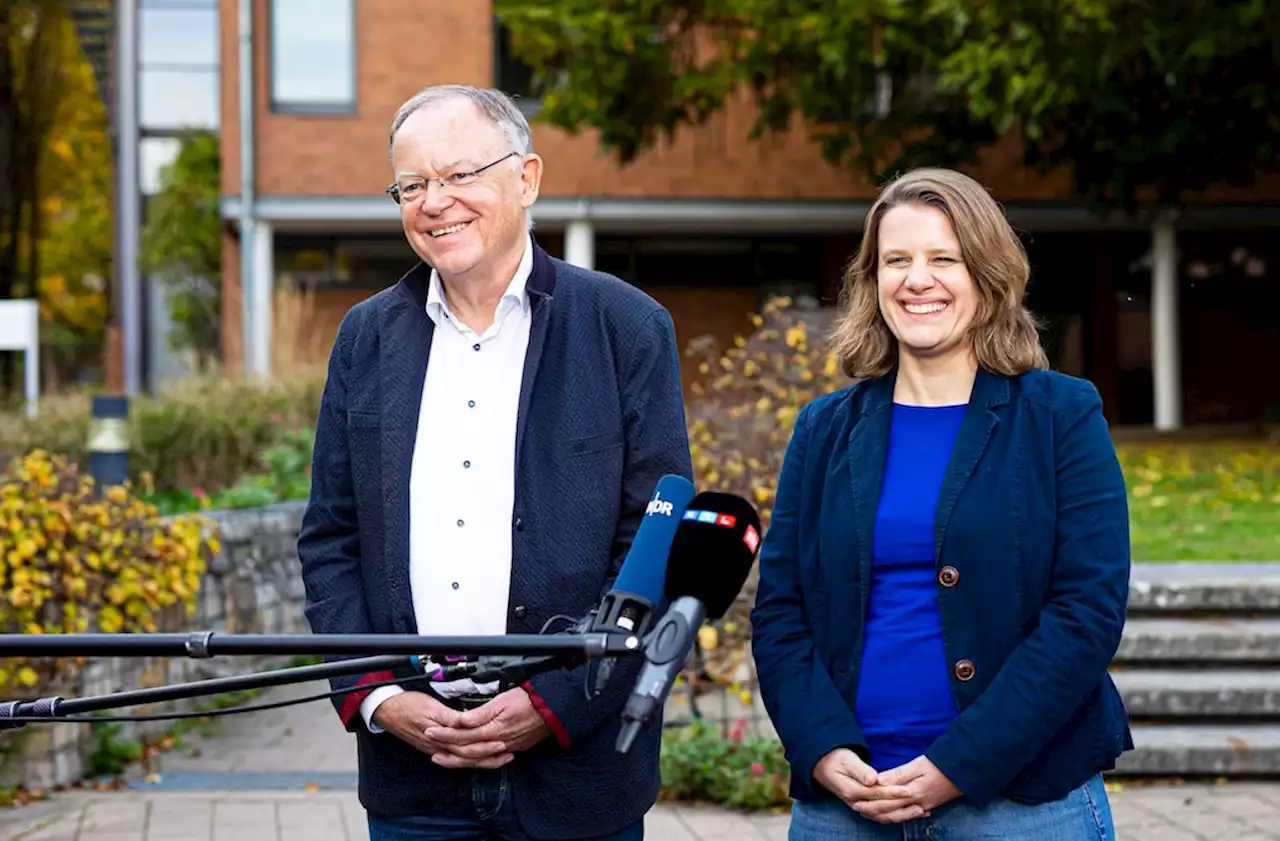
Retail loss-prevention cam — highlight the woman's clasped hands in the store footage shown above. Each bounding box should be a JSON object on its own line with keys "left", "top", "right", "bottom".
{"left": 812, "top": 748, "right": 963, "bottom": 824}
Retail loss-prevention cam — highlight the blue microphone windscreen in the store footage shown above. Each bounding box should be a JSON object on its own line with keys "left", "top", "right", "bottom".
{"left": 612, "top": 474, "right": 696, "bottom": 604}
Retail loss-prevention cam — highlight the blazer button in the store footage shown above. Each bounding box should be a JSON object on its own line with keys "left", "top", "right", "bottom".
{"left": 938, "top": 566, "right": 960, "bottom": 587}
{"left": 514, "top": 517, "right": 524, "bottom": 531}
{"left": 955, "top": 659, "right": 976, "bottom": 681}
{"left": 513, "top": 605, "right": 528, "bottom": 619}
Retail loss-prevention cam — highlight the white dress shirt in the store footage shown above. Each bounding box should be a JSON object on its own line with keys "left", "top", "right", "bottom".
{"left": 360, "top": 235, "right": 535, "bottom": 731}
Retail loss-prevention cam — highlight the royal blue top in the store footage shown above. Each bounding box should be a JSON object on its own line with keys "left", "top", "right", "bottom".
{"left": 856, "top": 402, "right": 967, "bottom": 771}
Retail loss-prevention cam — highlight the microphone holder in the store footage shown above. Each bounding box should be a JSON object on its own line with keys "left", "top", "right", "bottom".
{"left": 0, "top": 630, "right": 641, "bottom": 730}
{"left": 0, "top": 631, "right": 639, "bottom": 659}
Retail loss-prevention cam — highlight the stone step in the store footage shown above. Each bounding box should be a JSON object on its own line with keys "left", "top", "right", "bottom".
{"left": 1113, "top": 668, "right": 1280, "bottom": 718}
{"left": 1119, "top": 723, "right": 1280, "bottom": 775}
{"left": 1130, "top": 563, "right": 1280, "bottom": 613}
{"left": 1117, "top": 618, "right": 1280, "bottom": 663}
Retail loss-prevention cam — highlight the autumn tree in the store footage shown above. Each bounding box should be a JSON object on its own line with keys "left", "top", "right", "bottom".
{"left": 495, "top": 0, "right": 1280, "bottom": 213}
{"left": 36, "top": 3, "right": 112, "bottom": 383}
{"left": 1, "top": 0, "right": 71, "bottom": 303}
{"left": 0, "top": 0, "right": 114, "bottom": 392}
{"left": 139, "top": 132, "right": 222, "bottom": 369}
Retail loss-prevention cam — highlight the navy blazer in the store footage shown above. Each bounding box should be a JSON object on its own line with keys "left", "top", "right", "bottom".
{"left": 297, "top": 240, "right": 693, "bottom": 836}
{"left": 750, "top": 367, "right": 1134, "bottom": 808}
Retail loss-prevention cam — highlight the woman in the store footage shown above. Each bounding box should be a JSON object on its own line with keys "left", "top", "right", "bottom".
{"left": 750, "top": 167, "right": 1133, "bottom": 840}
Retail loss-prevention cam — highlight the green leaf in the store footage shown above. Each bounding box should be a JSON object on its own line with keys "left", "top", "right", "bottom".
{"left": 495, "top": 0, "right": 1280, "bottom": 213}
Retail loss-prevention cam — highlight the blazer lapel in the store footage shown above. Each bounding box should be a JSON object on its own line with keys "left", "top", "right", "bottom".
{"left": 380, "top": 266, "right": 434, "bottom": 634}
{"left": 846, "top": 375, "right": 895, "bottom": 618}
{"left": 933, "top": 369, "right": 1010, "bottom": 555}
{"left": 512, "top": 244, "right": 557, "bottom": 478}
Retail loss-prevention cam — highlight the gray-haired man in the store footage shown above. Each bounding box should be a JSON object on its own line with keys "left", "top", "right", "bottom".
{"left": 297, "top": 85, "right": 693, "bottom": 841}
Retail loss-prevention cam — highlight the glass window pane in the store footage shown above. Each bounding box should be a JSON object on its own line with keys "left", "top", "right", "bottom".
{"left": 270, "top": 0, "right": 355, "bottom": 109}
{"left": 141, "top": 0, "right": 217, "bottom": 8}
{"left": 141, "top": 68, "right": 219, "bottom": 130}
{"left": 139, "top": 136, "right": 182, "bottom": 195}
{"left": 140, "top": 7, "right": 219, "bottom": 67}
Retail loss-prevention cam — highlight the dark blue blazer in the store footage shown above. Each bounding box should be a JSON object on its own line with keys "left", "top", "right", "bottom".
{"left": 297, "top": 240, "right": 693, "bottom": 836}
{"left": 750, "top": 367, "right": 1134, "bottom": 808}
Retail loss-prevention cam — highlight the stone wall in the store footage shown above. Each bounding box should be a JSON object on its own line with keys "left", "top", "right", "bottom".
{"left": 0, "top": 502, "right": 312, "bottom": 790}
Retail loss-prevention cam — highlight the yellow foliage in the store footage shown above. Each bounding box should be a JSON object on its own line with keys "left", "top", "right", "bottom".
{"left": 683, "top": 296, "right": 851, "bottom": 687}
{"left": 686, "top": 296, "right": 849, "bottom": 533}
{"left": 0, "top": 451, "right": 219, "bottom": 693}
{"left": 35, "top": 7, "right": 113, "bottom": 343}
{"left": 697, "top": 626, "right": 719, "bottom": 651}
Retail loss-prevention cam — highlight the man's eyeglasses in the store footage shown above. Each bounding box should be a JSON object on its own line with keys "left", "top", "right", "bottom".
{"left": 385, "top": 151, "right": 522, "bottom": 205}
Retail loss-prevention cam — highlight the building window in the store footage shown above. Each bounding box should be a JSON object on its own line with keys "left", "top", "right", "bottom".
{"left": 493, "top": 21, "right": 541, "bottom": 111}
{"left": 138, "top": 0, "right": 219, "bottom": 133}
{"left": 269, "top": 0, "right": 356, "bottom": 114}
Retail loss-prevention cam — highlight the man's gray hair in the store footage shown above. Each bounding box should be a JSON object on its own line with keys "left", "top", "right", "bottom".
{"left": 388, "top": 85, "right": 534, "bottom": 162}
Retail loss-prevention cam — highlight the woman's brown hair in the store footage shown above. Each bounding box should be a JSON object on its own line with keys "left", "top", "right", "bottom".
{"left": 831, "top": 167, "right": 1048, "bottom": 380}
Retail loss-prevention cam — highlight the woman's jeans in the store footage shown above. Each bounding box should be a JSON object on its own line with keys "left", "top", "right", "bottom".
{"left": 789, "top": 774, "right": 1114, "bottom": 841}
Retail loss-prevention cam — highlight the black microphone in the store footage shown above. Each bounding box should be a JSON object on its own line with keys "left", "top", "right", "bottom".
{"left": 615, "top": 491, "right": 762, "bottom": 754}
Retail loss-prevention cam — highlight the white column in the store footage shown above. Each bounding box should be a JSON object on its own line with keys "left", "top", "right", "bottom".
{"left": 115, "top": 0, "right": 142, "bottom": 395}
{"left": 1151, "top": 213, "right": 1182, "bottom": 431}
{"left": 564, "top": 220, "right": 595, "bottom": 270}
{"left": 247, "top": 220, "right": 274, "bottom": 379}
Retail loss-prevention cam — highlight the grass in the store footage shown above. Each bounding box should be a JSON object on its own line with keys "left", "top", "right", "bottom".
{"left": 1118, "top": 439, "right": 1280, "bottom": 561}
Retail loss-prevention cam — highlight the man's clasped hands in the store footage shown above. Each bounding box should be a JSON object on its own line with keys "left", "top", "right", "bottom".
{"left": 372, "top": 688, "right": 551, "bottom": 769}
{"left": 813, "top": 747, "right": 963, "bottom": 824}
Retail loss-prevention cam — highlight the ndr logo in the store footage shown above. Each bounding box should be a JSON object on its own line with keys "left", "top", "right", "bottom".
{"left": 645, "top": 493, "right": 675, "bottom": 517}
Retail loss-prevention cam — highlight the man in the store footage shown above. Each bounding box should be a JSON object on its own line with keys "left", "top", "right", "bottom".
{"left": 297, "top": 84, "right": 693, "bottom": 841}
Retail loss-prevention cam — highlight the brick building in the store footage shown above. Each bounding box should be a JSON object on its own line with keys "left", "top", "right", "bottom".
{"left": 205, "top": 0, "right": 1280, "bottom": 429}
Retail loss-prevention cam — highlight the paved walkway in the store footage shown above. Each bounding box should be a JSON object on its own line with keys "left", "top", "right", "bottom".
{"left": 1, "top": 682, "right": 1279, "bottom": 840}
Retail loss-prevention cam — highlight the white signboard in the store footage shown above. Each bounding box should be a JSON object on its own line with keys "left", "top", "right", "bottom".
{"left": 0, "top": 300, "right": 39, "bottom": 418}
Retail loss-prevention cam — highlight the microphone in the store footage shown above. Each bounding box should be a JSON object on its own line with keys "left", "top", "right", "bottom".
{"left": 615, "top": 491, "right": 762, "bottom": 754}
{"left": 587, "top": 474, "right": 696, "bottom": 692}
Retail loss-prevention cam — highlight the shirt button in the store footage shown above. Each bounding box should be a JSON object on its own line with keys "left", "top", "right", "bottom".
{"left": 468, "top": 400, "right": 476, "bottom": 408}
{"left": 452, "top": 582, "right": 460, "bottom": 590}
{"left": 472, "top": 343, "right": 481, "bottom": 351}
{"left": 463, "top": 460, "right": 471, "bottom": 468}
{"left": 456, "top": 519, "right": 465, "bottom": 527}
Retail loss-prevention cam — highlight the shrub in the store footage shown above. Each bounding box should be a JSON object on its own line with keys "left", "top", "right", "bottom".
{"left": 147, "top": 426, "right": 315, "bottom": 516}
{"left": 0, "top": 450, "right": 219, "bottom": 693}
{"left": 659, "top": 720, "right": 791, "bottom": 810}
{"left": 0, "top": 373, "right": 324, "bottom": 496}
{"left": 686, "top": 295, "right": 849, "bottom": 531}
{"left": 683, "top": 296, "right": 851, "bottom": 683}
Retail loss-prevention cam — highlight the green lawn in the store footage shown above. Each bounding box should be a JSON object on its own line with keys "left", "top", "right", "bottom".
{"left": 1119, "top": 440, "right": 1280, "bottom": 561}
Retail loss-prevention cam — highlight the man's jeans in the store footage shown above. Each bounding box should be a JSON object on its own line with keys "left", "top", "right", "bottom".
{"left": 366, "top": 768, "right": 645, "bottom": 841}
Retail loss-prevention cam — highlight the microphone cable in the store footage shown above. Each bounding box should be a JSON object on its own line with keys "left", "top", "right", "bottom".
{"left": 0, "top": 614, "right": 602, "bottom": 727}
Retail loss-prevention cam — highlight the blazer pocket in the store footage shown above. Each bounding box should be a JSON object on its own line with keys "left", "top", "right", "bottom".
{"left": 347, "top": 411, "right": 381, "bottom": 429}
{"left": 567, "top": 429, "right": 624, "bottom": 457}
